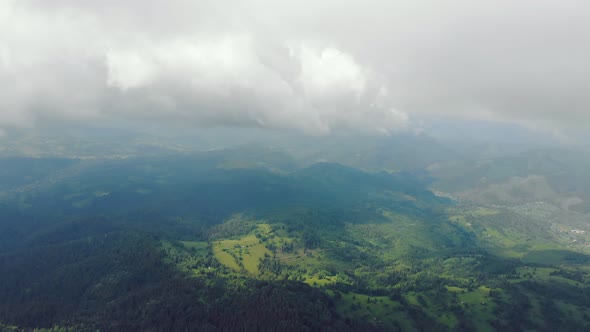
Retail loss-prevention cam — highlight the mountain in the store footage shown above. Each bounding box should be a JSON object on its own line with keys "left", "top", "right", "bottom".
{"left": 1, "top": 145, "right": 590, "bottom": 331}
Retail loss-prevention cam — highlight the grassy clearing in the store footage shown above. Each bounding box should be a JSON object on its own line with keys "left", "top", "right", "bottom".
{"left": 446, "top": 286, "right": 464, "bottom": 293}
{"left": 303, "top": 274, "right": 338, "bottom": 286}
{"left": 212, "top": 244, "right": 242, "bottom": 272}
{"left": 513, "top": 266, "right": 585, "bottom": 286}
{"left": 212, "top": 234, "right": 270, "bottom": 275}
{"left": 457, "top": 286, "right": 490, "bottom": 304}
{"left": 456, "top": 287, "right": 495, "bottom": 332}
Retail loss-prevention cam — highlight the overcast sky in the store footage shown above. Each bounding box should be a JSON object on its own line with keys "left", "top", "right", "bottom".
{"left": 1, "top": 0, "right": 588, "bottom": 136}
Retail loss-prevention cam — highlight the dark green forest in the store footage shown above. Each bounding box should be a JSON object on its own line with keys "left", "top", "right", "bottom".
{"left": 1, "top": 151, "right": 590, "bottom": 331}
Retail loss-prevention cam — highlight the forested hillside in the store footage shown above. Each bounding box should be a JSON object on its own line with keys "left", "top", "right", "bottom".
{"left": 1, "top": 151, "right": 590, "bottom": 331}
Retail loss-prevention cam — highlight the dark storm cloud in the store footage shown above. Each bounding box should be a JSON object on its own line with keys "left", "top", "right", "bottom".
{"left": 0, "top": 0, "right": 588, "bottom": 134}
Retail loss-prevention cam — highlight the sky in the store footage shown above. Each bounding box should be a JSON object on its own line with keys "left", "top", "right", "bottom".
{"left": 0, "top": 0, "right": 589, "bottom": 137}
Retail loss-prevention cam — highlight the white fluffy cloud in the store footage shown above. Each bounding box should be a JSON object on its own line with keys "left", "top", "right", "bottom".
{"left": 0, "top": 0, "right": 589, "bottom": 134}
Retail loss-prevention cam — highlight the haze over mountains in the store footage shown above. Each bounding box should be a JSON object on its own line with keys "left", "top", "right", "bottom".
{"left": 2, "top": 122, "right": 590, "bottom": 330}
{"left": 2, "top": 0, "right": 590, "bottom": 331}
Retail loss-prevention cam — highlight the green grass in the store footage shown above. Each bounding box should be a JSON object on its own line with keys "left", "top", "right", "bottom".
{"left": 212, "top": 234, "right": 270, "bottom": 275}
{"left": 168, "top": 204, "right": 590, "bottom": 331}
{"left": 456, "top": 287, "right": 495, "bottom": 332}
{"left": 446, "top": 286, "right": 464, "bottom": 293}
{"left": 457, "top": 286, "right": 490, "bottom": 304}
{"left": 212, "top": 245, "right": 241, "bottom": 271}
{"left": 513, "top": 267, "right": 585, "bottom": 286}
{"left": 303, "top": 275, "right": 336, "bottom": 286}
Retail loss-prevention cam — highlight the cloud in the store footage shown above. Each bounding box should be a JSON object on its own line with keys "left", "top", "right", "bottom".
{"left": 0, "top": 0, "right": 588, "bottom": 135}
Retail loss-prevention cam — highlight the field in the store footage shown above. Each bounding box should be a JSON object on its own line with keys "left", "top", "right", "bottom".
{"left": 212, "top": 234, "right": 269, "bottom": 275}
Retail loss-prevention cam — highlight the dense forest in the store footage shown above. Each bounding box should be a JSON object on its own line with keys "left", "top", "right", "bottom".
{"left": 1, "top": 152, "right": 590, "bottom": 331}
